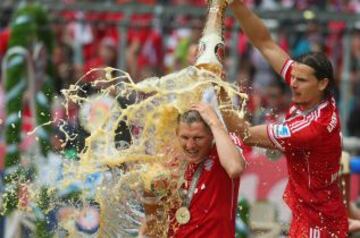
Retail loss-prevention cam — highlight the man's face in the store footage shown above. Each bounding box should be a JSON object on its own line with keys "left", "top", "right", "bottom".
{"left": 176, "top": 121, "right": 213, "bottom": 164}
{"left": 290, "top": 63, "right": 328, "bottom": 109}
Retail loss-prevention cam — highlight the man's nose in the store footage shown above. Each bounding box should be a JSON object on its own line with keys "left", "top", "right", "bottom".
{"left": 291, "top": 77, "right": 298, "bottom": 88}
{"left": 186, "top": 139, "right": 196, "bottom": 149}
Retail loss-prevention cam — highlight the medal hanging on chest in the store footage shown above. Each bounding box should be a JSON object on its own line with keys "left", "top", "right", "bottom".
{"left": 175, "top": 206, "right": 191, "bottom": 224}
{"left": 176, "top": 161, "right": 204, "bottom": 225}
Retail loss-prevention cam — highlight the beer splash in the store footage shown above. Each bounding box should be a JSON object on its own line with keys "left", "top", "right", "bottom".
{"left": 5, "top": 0, "right": 249, "bottom": 237}
{"left": 58, "top": 64, "right": 247, "bottom": 237}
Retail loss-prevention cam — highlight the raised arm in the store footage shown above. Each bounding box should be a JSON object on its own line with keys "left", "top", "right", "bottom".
{"left": 229, "top": 0, "right": 290, "bottom": 74}
{"left": 192, "top": 103, "right": 245, "bottom": 178}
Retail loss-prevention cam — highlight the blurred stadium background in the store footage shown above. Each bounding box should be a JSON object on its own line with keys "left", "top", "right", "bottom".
{"left": 1, "top": 0, "right": 360, "bottom": 237}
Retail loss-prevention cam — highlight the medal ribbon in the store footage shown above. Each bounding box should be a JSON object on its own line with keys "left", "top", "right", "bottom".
{"left": 182, "top": 160, "right": 205, "bottom": 208}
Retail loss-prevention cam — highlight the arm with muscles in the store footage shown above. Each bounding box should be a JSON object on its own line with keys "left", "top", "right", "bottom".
{"left": 229, "top": 0, "right": 289, "bottom": 74}
{"left": 221, "top": 1, "right": 291, "bottom": 134}
{"left": 219, "top": 110, "right": 277, "bottom": 149}
{"left": 233, "top": 116, "right": 320, "bottom": 152}
{"left": 245, "top": 125, "right": 277, "bottom": 149}
{"left": 192, "top": 103, "right": 245, "bottom": 178}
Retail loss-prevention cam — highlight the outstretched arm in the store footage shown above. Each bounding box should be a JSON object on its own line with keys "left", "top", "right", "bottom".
{"left": 192, "top": 103, "right": 245, "bottom": 178}
{"left": 246, "top": 125, "right": 276, "bottom": 149}
{"left": 220, "top": 110, "right": 276, "bottom": 149}
{"left": 229, "top": 0, "right": 289, "bottom": 74}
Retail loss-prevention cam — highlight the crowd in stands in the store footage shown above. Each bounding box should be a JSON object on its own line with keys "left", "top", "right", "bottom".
{"left": 11, "top": 0, "right": 359, "bottom": 12}
{"left": 0, "top": 0, "right": 360, "bottom": 157}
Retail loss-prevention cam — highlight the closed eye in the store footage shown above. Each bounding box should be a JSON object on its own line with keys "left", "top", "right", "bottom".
{"left": 297, "top": 77, "right": 307, "bottom": 82}
{"left": 291, "top": 76, "right": 307, "bottom": 82}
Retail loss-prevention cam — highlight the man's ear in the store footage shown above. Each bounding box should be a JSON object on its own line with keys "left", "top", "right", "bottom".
{"left": 319, "top": 78, "right": 329, "bottom": 92}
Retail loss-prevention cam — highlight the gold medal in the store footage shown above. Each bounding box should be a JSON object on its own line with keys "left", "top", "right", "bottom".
{"left": 175, "top": 207, "right": 191, "bottom": 224}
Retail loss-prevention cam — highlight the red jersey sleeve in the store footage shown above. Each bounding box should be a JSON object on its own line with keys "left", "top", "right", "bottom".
{"left": 280, "top": 59, "right": 295, "bottom": 85}
{"left": 267, "top": 113, "right": 323, "bottom": 152}
{"left": 229, "top": 132, "right": 247, "bottom": 163}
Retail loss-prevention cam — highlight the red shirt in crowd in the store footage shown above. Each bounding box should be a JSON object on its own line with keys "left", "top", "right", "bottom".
{"left": 0, "top": 28, "right": 10, "bottom": 58}
{"left": 267, "top": 59, "right": 348, "bottom": 237}
{"left": 170, "top": 134, "right": 242, "bottom": 238}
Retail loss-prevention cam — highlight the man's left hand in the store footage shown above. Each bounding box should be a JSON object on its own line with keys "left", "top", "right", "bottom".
{"left": 191, "top": 103, "right": 221, "bottom": 128}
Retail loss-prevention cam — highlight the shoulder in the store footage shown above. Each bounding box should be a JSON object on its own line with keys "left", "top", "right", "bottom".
{"left": 286, "top": 98, "right": 337, "bottom": 129}
{"left": 315, "top": 98, "right": 339, "bottom": 132}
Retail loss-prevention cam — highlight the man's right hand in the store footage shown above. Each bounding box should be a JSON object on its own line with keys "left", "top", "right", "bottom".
{"left": 205, "top": 0, "right": 244, "bottom": 6}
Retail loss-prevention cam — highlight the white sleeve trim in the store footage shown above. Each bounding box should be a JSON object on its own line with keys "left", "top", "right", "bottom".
{"left": 267, "top": 124, "right": 285, "bottom": 151}
{"left": 280, "top": 59, "right": 294, "bottom": 80}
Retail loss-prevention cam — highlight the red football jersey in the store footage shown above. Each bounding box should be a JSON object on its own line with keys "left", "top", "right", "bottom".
{"left": 170, "top": 134, "right": 242, "bottom": 238}
{"left": 267, "top": 59, "right": 348, "bottom": 236}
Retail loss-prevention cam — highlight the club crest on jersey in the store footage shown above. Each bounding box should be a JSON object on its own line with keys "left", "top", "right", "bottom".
{"left": 274, "top": 125, "right": 291, "bottom": 138}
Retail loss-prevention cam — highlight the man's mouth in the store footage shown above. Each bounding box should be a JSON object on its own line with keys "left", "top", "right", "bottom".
{"left": 185, "top": 150, "right": 198, "bottom": 157}
{"left": 292, "top": 91, "right": 301, "bottom": 97}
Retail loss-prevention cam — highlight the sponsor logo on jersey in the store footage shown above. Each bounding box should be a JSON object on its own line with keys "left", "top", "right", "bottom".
{"left": 274, "top": 124, "right": 291, "bottom": 138}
